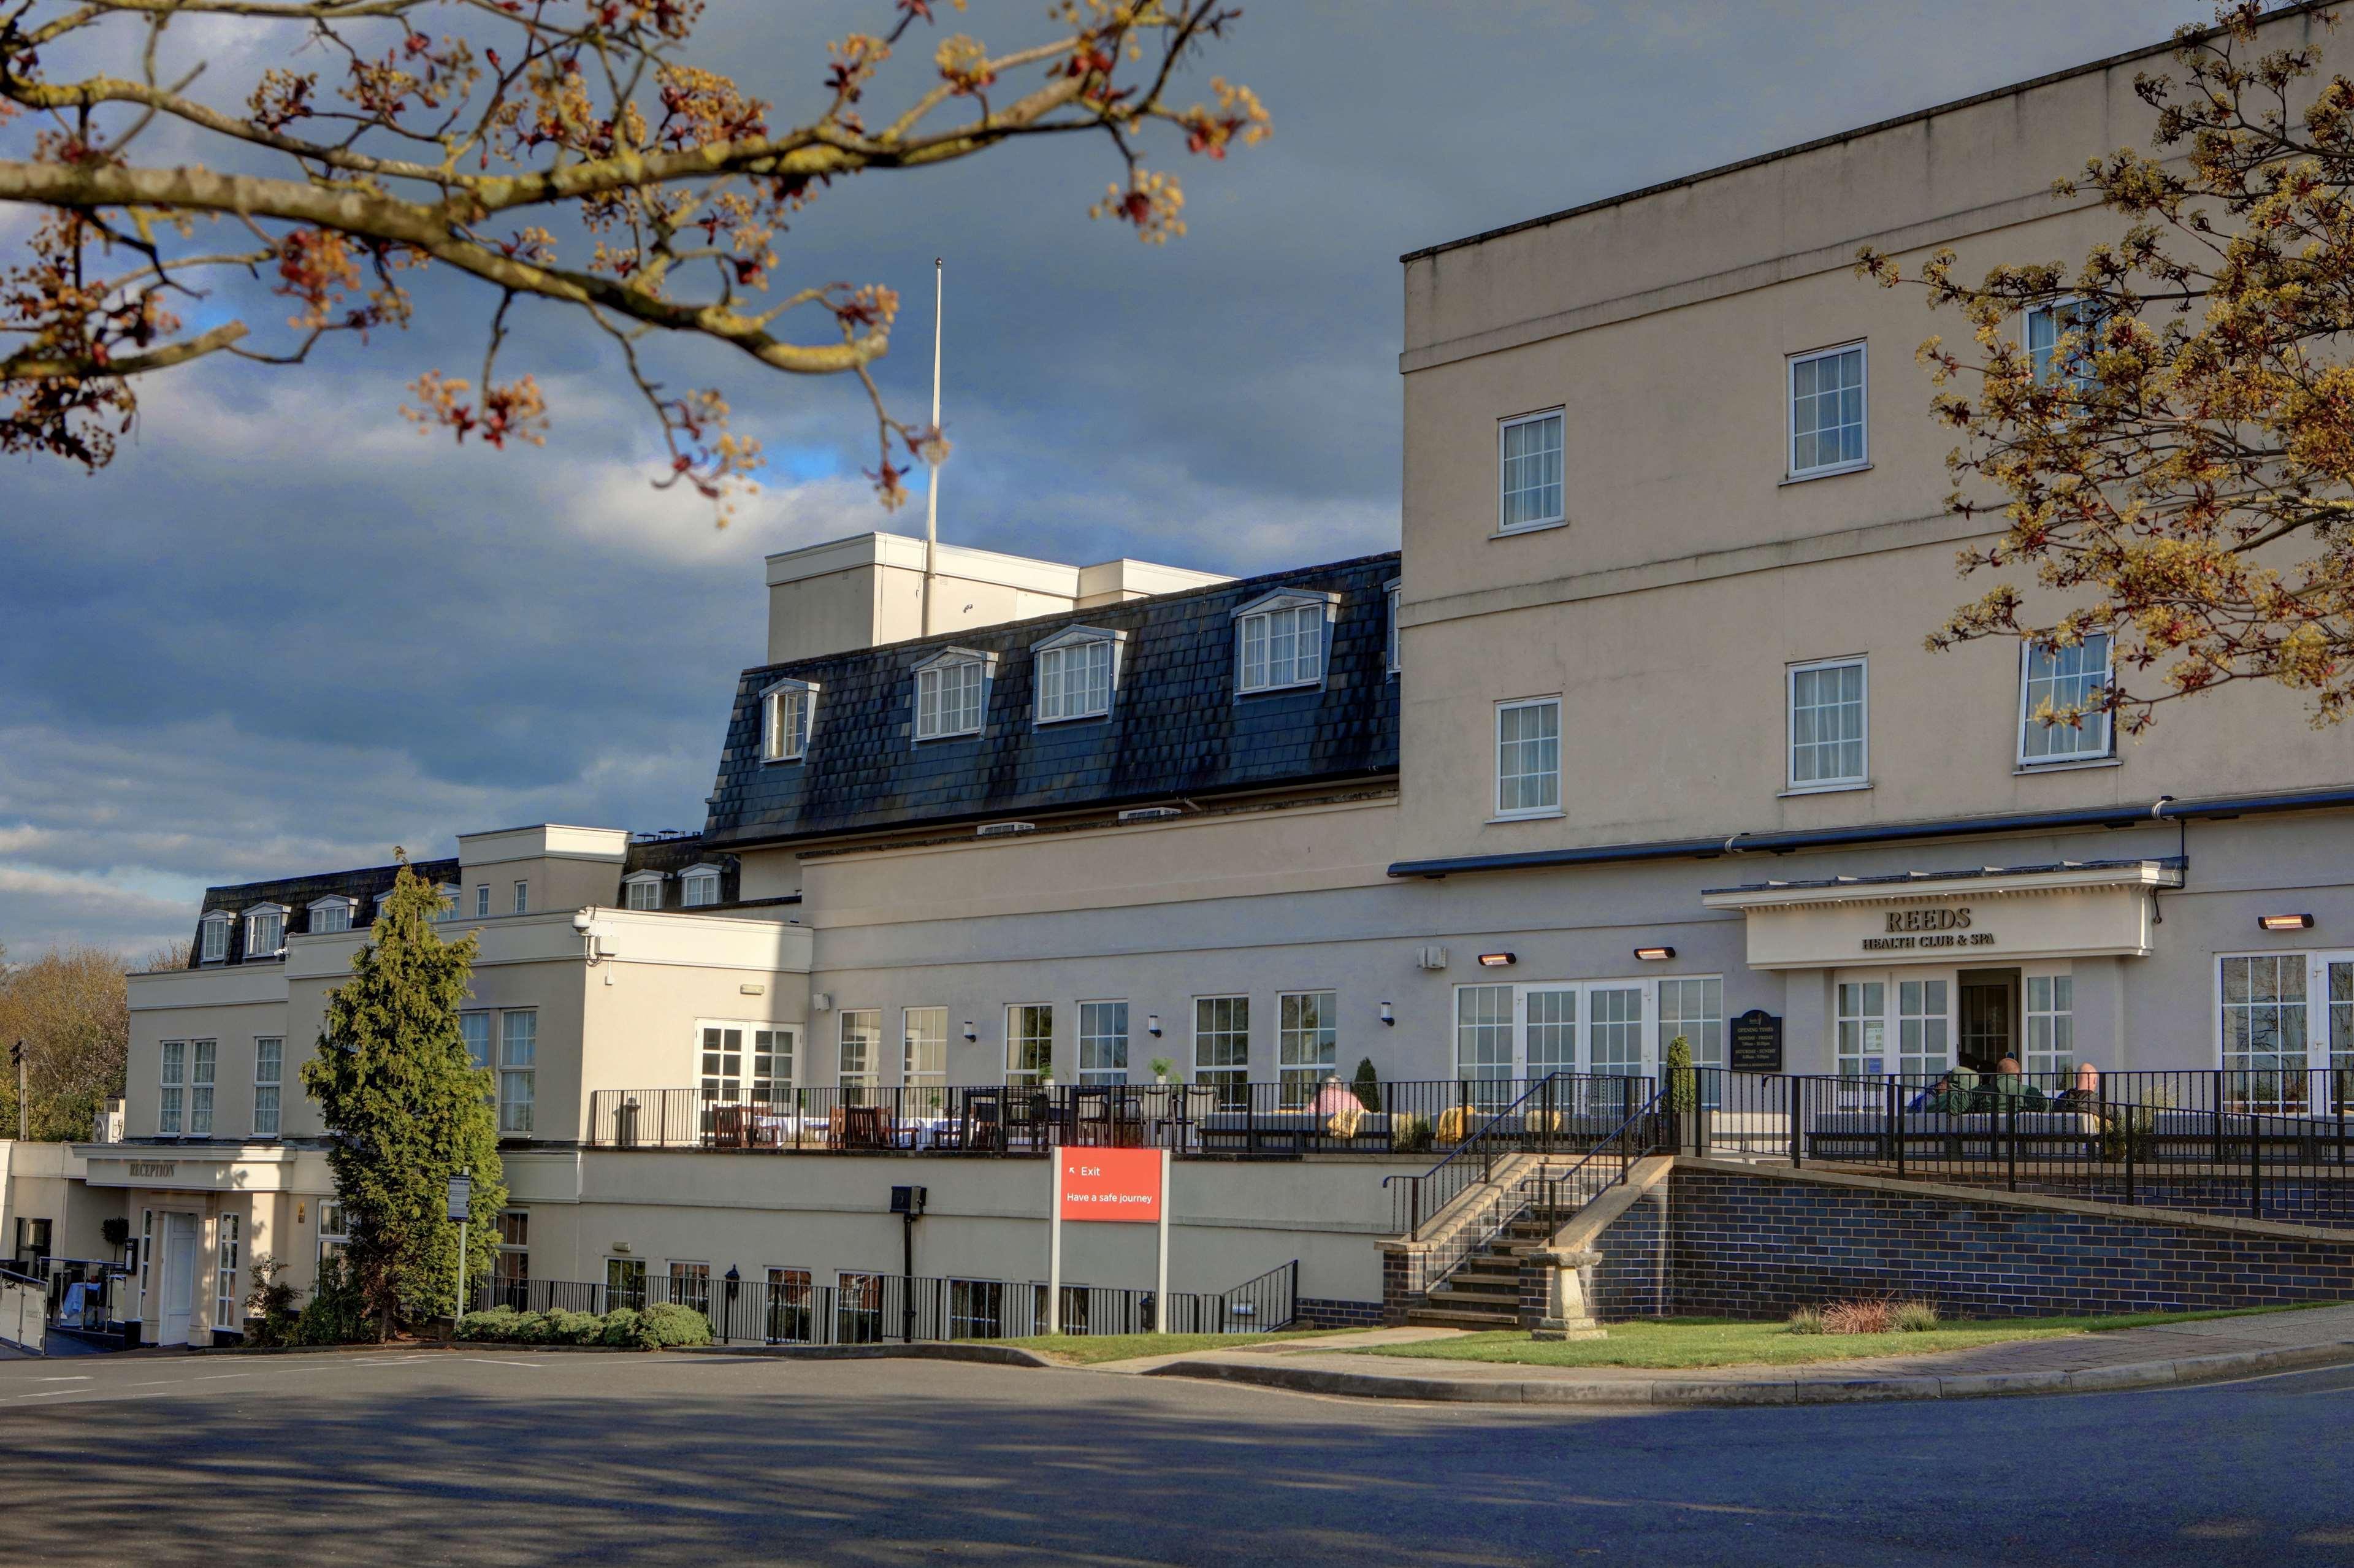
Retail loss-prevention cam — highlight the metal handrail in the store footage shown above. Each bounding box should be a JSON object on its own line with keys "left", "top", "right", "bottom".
{"left": 1381, "top": 1071, "right": 1651, "bottom": 1239}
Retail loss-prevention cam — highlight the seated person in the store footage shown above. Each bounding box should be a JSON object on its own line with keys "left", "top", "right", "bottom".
{"left": 1907, "top": 1071, "right": 1960, "bottom": 1113}
{"left": 2049, "top": 1061, "right": 2103, "bottom": 1111}
{"left": 1989, "top": 1055, "right": 2049, "bottom": 1111}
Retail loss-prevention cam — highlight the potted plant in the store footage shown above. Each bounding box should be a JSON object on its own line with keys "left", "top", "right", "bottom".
{"left": 1351, "top": 1056, "right": 1383, "bottom": 1114}
{"left": 1150, "top": 1057, "right": 1173, "bottom": 1085}
{"left": 1664, "top": 1035, "right": 1711, "bottom": 1154}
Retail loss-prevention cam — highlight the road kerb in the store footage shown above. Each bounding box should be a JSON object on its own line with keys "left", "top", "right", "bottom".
{"left": 1142, "top": 1338, "right": 2354, "bottom": 1407}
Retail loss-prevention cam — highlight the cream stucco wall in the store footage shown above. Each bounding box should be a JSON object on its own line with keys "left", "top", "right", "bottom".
{"left": 1394, "top": 4, "right": 2354, "bottom": 862}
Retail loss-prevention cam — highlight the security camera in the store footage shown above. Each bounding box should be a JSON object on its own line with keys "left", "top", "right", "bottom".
{"left": 571, "top": 909, "right": 594, "bottom": 934}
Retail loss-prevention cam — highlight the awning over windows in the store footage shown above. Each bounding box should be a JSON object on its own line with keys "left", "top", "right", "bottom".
{"left": 1699, "top": 858, "right": 2183, "bottom": 971}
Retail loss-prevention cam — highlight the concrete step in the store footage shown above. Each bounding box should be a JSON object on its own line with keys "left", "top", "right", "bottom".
{"left": 1406, "top": 1306, "right": 1521, "bottom": 1329}
{"left": 1434, "top": 1277, "right": 1519, "bottom": 1301}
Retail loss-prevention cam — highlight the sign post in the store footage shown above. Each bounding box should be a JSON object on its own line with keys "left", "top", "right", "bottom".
{"left": 1048, "top": 1145, "right": 1169, "bottom": 1335}
{"left": 446, "top": 1170, "right": 472, "bottom": 1318}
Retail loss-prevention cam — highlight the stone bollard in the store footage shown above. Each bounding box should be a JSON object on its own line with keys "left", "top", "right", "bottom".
{"left": 1528, "top": 1247, "right": 1606, "bottom": 1341}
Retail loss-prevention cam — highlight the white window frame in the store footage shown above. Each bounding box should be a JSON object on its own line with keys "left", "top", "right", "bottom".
{"left": 1785, "top": 656, "right": 1870, "bottom": 794}
{"left": 2016, "top": 635, "right": 2115, "bottom": 767}
{"left": 679, "top": 863, "right": 722, "bottom": 908}
{"left": 2213, "top": 950, "right": 2354, "bottom": 1109}
{"left": 1191, "top": 994, "right": 1250, "bottom": 1106}
{"left": 243, "top": 904, "right": 287, "bottom": 959}
{"left": 1232, "top": 591, "right": 1336, "bottom": 696}
{"left": 838, "top": 1009, "right": 882, "bottom": 1100}
{"left": 762, "top": 677, "right": 819, "bottom": 763}
{"left": 435, "top": 884, "right": 462, "bottom": 922}
{"left": 1493, "top": 695, "right": 1563, "bottom": 820}
{"left": 199, "top": 911, "right": 231, "bottom": 964}
{"left": 475, "top": 884, "right": 491, "bottom": 919}
{"left": 753, "top": 1026, "right": 795, "bottom": 1104}
{"left": 1006, "top": 1003, "right": 1053, "bottom": 1087}
{"left": 2025, "top": 296, "right": 2103, "bottom": 392}
{"left": 158, "top": 1040, "right": 186, "bottom": 1135}
{"left": 1451, "top": 977, "right": 1712, "bottom": 1088}
{"left": 1032, "top": 627, "right": 1124, "bottom": 724}
{"left": 2023, "top": 973, "right": 2075, "bottom": 1079}
{"left": 307, "top": 895, "right": 357, "bottom": 936}
{"left": 513, "top": 881, "right": 529, "bottom": 916}
{"left": 1384, "top": 578, "right": 1402, "bottom": 677}
{"left": 697, "top": 1021, "right": 746, "bottom": 1103}
{"left": 1497, "top": 407, "right": 1567, "bottom": 534}
{"left": 1076, "top": 1000, "right": 1129, "bottom": 1087}
{"left": 460, "top": 1011, "right": 492, "bottom": 1071}
{"left": 900, "top": 1009, "right": 947, "bottom": 1099}
{"left": 189, "top": 1039, "right": 216, "bottom": 1136}
{"left": 215, "top": 1212, "right": 240, "bottom": 1333}
{"left": 1786, "top": 340, "right": 1870, "bottom": 480}
{"left": 622, "top": 871, "right": 663, "bottom": 911}
{"left": 912, "top": 648, "right": 993, "bottom": 741}
{"left": 1276, "top": 989, "right": 1337, "bottom": 1105}
{"left": 252, "top": 1036, "right": 283, "bottom": 1138}
{"left": 499, "top": 1010, "right": 537, "bottom": 1135}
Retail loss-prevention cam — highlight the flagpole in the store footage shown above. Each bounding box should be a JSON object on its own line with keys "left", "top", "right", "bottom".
{"left": 922, "top": 257, "right": 943, "bottom": 637}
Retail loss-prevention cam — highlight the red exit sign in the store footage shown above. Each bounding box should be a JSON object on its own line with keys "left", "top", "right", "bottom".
{"left": 1057, "top": 1147, "right": 1164, "bottom": 1223}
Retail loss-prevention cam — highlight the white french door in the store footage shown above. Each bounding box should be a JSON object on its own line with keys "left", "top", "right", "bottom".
{"left": 160, "top": 1212, "right": 197, "bottom": 1346}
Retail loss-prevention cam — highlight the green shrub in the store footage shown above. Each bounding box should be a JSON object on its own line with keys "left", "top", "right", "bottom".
{"left": 456, "top": 1307, "right": 516, "bottom": 1341}
{"left": 1391, "top": 1113, "right": 1432, "bottom": 1154}
{"left": 243, "top": 1254, "right": 304, "bottom": 1347}
{"left": 1351, "top": 1057, "right": 1383, "bottom": 1114}
{"left": 600, "top": 1307, "right": 651, "bottom": 1348}
{"left": 503, "top": 1310, "right": 552, "bottom": 1345}
{"left": 1892, "top": 1299, "right": 1940, "bottom": 1333}
{"left": 1665, "top": 1035, "right": 1695, "bottom": 1113}
{"left": 639, "top": 1302, "right": 714, "bottom": 1347}
{"left": 545, "top": 1309, "right": 605, "bottom": 1345}
{"left": 294, "top": 1253, "right": 379, "bottom": 1345}
{"left": 1786, "top": 1307, "right": 1826, "bottom": 1336}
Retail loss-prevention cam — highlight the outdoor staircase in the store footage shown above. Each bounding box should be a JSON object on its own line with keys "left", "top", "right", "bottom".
{"left": 1405, "top": 1208, "right": 1557, "bottom": 1331}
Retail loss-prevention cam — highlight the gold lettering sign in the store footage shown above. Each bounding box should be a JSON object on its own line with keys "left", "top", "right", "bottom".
{"left": 1884, "top": 906, "right": 1973, "bottom": 933}
{"left": 128, "top": 1161, "right": 175, "bottom": 1179}
{"left": 1863, "top": 903, "right": 1998, "bottom": 952}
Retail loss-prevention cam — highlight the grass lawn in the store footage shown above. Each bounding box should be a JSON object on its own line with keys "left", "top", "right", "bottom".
{"left": 978, "top": 1329, "right": 1361, "bottom": 1365}
{"left": 1348, "top": 1304, "right": 2328, "bottom": 1371}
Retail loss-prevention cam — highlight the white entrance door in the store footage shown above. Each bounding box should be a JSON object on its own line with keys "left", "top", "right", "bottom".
{"left": 160, "top": 1212, "right": 197, "bottom": 1346}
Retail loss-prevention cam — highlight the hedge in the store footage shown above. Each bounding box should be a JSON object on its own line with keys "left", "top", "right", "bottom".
{"left": 456, "top": 1302, "right": 713, "bottom": 1350}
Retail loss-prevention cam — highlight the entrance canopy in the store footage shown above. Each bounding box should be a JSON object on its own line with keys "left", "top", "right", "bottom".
{"left": 1700, "top": 858, "right": 2182, "bottom": 971}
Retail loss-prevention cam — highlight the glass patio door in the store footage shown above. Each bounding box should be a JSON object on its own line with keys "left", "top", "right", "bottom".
{"left": 1523, "top": 987, "right": 1578, "bottom": 1076}
{"left": 2324, "top": 955, "right": 2353, "bottom": 1107}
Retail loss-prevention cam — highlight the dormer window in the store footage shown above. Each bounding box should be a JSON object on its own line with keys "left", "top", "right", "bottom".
{"left": 199, "top": 911, "right": 232, "bottom": 964}
{"left": 308, "top": 896, "right": 358, "bottom": 936}
{"left": 1033, "top": 627, "right": 1124, "bottom": 724}
{"left": 1233, "top": 590, "right": 1337, "bottom": 695}
{"left": 1385, "top": 578, "right": 1402, "bottom": 677}
{"left": 623, "top": 871, "right": 663, "bottom": 911}
{"left": 680, "top": 864, "right": 722, "bottom": 908}
{"left": 243, "top": 904, "right": 287, "bottom": 959}
{"left": 912, "top": 649, "right": 992, "bottom": 740}
{"left": 762, "top": 678, "right": 818, "bottom": 762}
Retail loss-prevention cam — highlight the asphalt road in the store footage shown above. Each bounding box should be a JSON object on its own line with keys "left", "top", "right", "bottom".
{"left": 3, "top": 1346, "right": 2350, "bottom": 1566}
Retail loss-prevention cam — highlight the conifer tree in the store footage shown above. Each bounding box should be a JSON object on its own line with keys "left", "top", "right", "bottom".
{"left": 300, "top": 857, "right": 506, "bottom": 1336}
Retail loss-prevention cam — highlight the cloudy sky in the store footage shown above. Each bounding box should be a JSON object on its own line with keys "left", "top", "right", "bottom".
{"left": 0, "top": 0, "right": 2214, "bottom": 960}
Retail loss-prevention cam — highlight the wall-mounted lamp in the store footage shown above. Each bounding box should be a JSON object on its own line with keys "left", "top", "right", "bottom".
{"left": 1477, "top": 952, "right": 1516, "bottom": 969}
{"left": 1146, "top": 1014, "right": 1163, "bottom": 1038}
{"left": 2259, "top": 913, "right": 2315, "bottom": 932}
{"left": 1634, "top": 946, "right": 1676, "bottom": 962}
{"left": 961, "top": 1020, "right": 977, "bottom": 1042}
{"left": 1379, "top": 1001, "right": 1394, "bottom": 1027}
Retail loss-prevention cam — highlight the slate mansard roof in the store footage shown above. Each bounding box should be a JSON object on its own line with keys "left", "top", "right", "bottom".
{"left": 185, "top": 835, "right": 741, "bottom": 966}
{"left": 701, "top": 550, "right": 1403, "bottom": 849}
{"left": 189, "top": 856, "right": 462, "bottom": 967}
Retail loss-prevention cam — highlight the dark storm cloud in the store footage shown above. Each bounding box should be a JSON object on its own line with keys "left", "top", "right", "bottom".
{"left": 0, "top": 1, "right": 2211, "bottom": 955}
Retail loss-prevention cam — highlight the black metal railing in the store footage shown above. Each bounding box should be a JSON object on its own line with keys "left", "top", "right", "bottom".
{"left": 1692, "top": 1066, "right": 2354, "bottom": 1225}
{"left": 586, "top": 1076, "right": 1656, "bottom": 1160}
{"left": 1383, "top": 1073, "right": 1652, "bottom": 1239}
{"left": 468, "top": 1260, "right": 1297, "bottom": 1345}
{"left": 1389, "top": 1088, "right": 1668, "bottom": 1299}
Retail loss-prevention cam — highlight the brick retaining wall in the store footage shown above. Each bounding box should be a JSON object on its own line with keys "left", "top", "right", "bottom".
{"left": 1662, "top": 1166, "right": 2354, "bottom": 1319}
{"left": 1294, "top": 1296, "right": 1384, "bottom": 1330}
